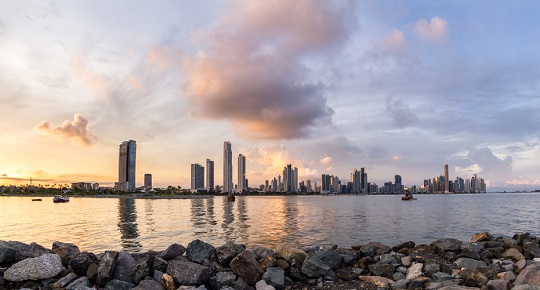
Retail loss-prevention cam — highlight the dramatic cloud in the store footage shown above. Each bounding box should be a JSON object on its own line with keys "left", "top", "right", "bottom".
{"left": 35, "top": 114, "right": 97, "bottom": 146}
{"left": 320, "top": 155, "right": 333, "bottom": 166}
{"left": 454, "top": 147, "right": 513, "bottom": 181}
{"left": 385, "top": 98, "right": 419, "bottom": 128}
{"left": 182, "top": 0, "right": 354, "bottom": 139}
{"left": 414, "top": 17, "right": 448, "bottom": 41}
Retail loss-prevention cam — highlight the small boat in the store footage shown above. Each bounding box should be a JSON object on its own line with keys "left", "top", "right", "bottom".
{"left": 401, "top": 188, "right": 416, "bottom": 200}
{"left": 53, "top": 195, "right": 70, "bottom": 203}
{"left": 32, "top": 198, "right": 42, "bottom": 201}
{"left": 227, "top": 193, "right": 235, "bottom": 202}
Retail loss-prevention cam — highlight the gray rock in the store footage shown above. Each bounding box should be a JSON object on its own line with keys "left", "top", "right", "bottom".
{"left": 300, "top": 252, "right": 333, "bottom": 278}
{"left": 4, "top": 253, "right": 63, "bottom": 282}
{"left": 69, "top": 251, "right": 98, "bottom": 276}
{"left": 51, "top": 272, "right": 77, "bottom": 288}
{"left": 4, "top": 241, "right": 51, "bottom": 261}
{"left": 486, "top": 279, "right": 509, "bottom": 290}
{"left": 458, "top": 250, "right": 481, "bottom": 260}
{"left": 335, "top": 248, "right": 356, "bottom": 266}
{"left": 393, "top": 272, "right": 406, "bottom": 281}
{"left": 159, "top": 243, "right": 186, "bottom": 261}
{"left": 230, "top": 249, "right": 264, "bottom": 285}
{"left": 113, "top": 251, "right": 135, "bottom": 283}
{"left": 65, "top": 276, "right": 92, "bottom": 290}
{"left": 379, "top": 253, "right": 398, "bottom": 265}
{"left": 401, "top": 256, "right": 412, "bottom": 267}
{"left": 216, "top": 242, "right": 246, "bottom": 266}
{"left": 186, "top": 239, "right": 215, "bottom": 263}
{"left": 96, "top": 251, "right": 119, "bottom": 285}
{"left": 368, "top": 263, "right": 395, "bottom": 278}
{"left": 132, "top": 279, "right": 166, "bottom": 290}
{"left": 315, "top": 250, "right": 342, "bottom": 269}
{"left": 0, "top": 242, "right": 17, "bottom": 264}
{"left": 216, "top": 271, "right": 236, "bottom": 286}
{"left": 263, "top": 267, "right": 284, "bottom": 290}
{"left": 511, "top": 285, "right": 540, "bottom": 290}
{"left": 251, "top": 245, "right": 274, "bottom": 259}
{"left": 462, "top": 242, "right": 484, "bottom": 253}
{"left": 52, "top": 241, "right": 80, "bottom": 266}
{"left": 514, "top": 263, "right": 540, "bottom": 286}
{"left": 424, "top": 263, "right": 441, "bottom": 276}
{"left": 497, "top": 271, "right": 516, "bottom": 281}
{"left": 275, "top": 245, "right": 307, "bottom": 265}
{"left": 167, "top": 258, "right": 213, "bottom": 285}
{"left": 523, "top": 242, "right": 540, "bottom": 259}
{"left": 131, "top": 258, "right": 150, "bottom": 284}
{"left": 391, "top": 278, "right": 409, "bottom": 289}
{"left": 104, "top": 279, "right": 136, "bottom": 290}
{"left": 503, "top": 248, "right": 526, "bottom": 262}
{"left": 432, "top": 238, "right": 463, "bottom": 253}
{"left": 454, "top": 257, "right": 487, "bottom": 271}
{"left": 406, "top": 262, "right": 423, "bottom": 280}
{"left": 233, "top": 277, "right": 252, "bottom": 290}
{"left": 359, "top": 244, "right": 375, "bottom": 257}
{"left": 433, "top": 271, "right": 453, "bottom": 282}
{"left": 367, "top": 242, "right": 391, "bottom": 255}
{"left": 462, "top": 271, "right": 488, "bottom": 287}
{"left": 255, "top": 279, "right": 276, "bottom": 290}
{"left": 393, "top": 241, "right": 416, "bottom": 252}
{"left": 152, "top": 256, "right": 168, "bottom": 273}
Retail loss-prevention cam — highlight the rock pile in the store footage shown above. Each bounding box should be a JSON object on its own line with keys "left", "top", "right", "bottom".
{"left": 1, "top": 232, "right": 540, "bottom": 289}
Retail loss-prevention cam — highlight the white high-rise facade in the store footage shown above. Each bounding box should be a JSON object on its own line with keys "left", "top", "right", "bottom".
{"left": 206, "top": 159, "right": 214, "bottom": 192}
{"left": 238, "top": 154, "right": 246, "bottom": 192}
{"left": 223, "top": 141, "right": 233, "bottom": 193}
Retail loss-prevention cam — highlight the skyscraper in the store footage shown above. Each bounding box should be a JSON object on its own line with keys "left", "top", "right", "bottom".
{"left": 206, "top": 159, "right": 214, "bottom": 192}
{"left": 238, "top": 154, "right": 246, "bottom": 192}
{"left": 444, "top": 164, "right": 449, "bottom": 193}
{"left": 191, "top": 163, "right": 205, "bottom": 191}
{"left": 395, "top": 175, "right": 402, "bottom": 193}
{"left": 144, "top": 173, "right": 152, "bottom": 189}
{"left": 117, "top": 140, "right": 136, "bottom": 191}
{"left": 283, "top": 164, "right": 292, "bottom": 193}
{"left": 223, "top": 142, "right": 233, "bottom": 193}
{"left": 293, "top": 167, "right": 298, "bottom": 192}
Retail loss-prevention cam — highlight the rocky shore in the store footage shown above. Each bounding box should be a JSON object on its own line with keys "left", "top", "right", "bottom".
{"left": 1, "top": 232, "right": 539, "bottom": 290}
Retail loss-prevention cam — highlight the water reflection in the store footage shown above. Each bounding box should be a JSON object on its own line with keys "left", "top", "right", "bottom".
{"left": 117, "top": 198, "right": 141, "bottom": 252}
{"left": 191, "top": 198, "right": 207, "bottom": 236}
{"left": 235, "top": 197, "right": 250, "bottom": 240}
{"left": 221, "top": 197, "right": 235, "bottom": 242}
{"left": 144, "top": 199, "right": 155, "bottom": 233}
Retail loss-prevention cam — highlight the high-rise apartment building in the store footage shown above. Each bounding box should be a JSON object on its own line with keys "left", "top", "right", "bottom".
{"left": 206, "top": 159, "right": 214, "bottom": 192}
{"left": 223, "top": 142, "right": 233, "bottom": 193}
{"left": 191, "top": 163, "right": 205, "bottom": 191}
{"left": 444, "top": 164, "right": 449, "bottom": 193}
{"left": 144, "top": 174, "right": 152, "bottom": 189}
{"left": 116, "top": 140, "right": 136, "bottom": 191}
{"left": 293, "top": 167, "right": 298, "bottom": 192}
{"left": 238, "top": 154, "right": 246, "bottom": 192}
{"left": 395, "top": 175, "right": 402, "bottom": 193}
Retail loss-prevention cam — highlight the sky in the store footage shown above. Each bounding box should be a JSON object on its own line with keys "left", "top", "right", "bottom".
{"left": 1, "top": 0, "right": 539, "bottom": 191}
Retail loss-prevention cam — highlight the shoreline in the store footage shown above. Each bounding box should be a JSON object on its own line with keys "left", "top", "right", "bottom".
{"left": 1, "top": 232, "right": 539, "bottom": 289}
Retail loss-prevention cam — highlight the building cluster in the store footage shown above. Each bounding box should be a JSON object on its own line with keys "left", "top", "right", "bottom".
{"left": 67, "top": 141, "right": 487, "bottom": 194}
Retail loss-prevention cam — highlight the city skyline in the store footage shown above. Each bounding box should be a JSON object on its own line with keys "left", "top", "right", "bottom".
{"left": 1, "top": 1, "right": 540, "bottom": 192}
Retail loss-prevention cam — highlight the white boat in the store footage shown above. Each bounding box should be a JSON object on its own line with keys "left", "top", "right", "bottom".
{"left": 53, "top": 195, "right": 70, "bottom": 203}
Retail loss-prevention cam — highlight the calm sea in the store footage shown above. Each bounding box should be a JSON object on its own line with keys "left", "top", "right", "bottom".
{"left": 0, "top": 193, "right": 538, "bottom": 253}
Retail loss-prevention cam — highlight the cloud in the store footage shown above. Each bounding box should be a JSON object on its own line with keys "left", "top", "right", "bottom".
{"left": 414, "top": 16, "right": 448, "bottom": 41}
{"left": 392, "top": 156, "right": 402, "bottom": 161}
{"left": 182, "top": 0, "right": 354, "bottom": 140}
{"left": 385, "top": 97, "right": 419, "bottom": 128}
{"left": 374, "top": 29, "right": 407, "bottom": 55}
{"left": 320, "top": 155, "right": 333, "bottom": 166}
{"left": 35, "top": 114, "right": 97, "bottom": 146}
{"left": 454, "top": 147, "right": 513, "bottom": 180}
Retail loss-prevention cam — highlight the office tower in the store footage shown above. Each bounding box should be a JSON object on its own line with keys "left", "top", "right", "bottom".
{"left": 206, "top": 159, "right": 214, "bottom": 192}
{"left": 283, "top": 164, "right": 292, "bottom": 193}
{"left": 265, "top": 180, "right": 269, "bottom": 191}
{"left": 395, "top": 175, "right": 402, "bottom": 193}
{"left": 306, "top": 179, "right": 312, "bottom": 192}
{"left": 278, "top": 175, "right": 282, "bottom": 191}
{"left": 321, "top": 174, "right": 331, "bottom": 194}
{"left": 360, "top": 167, "right": 366, "bottom": 193}
{"left": 223, "top": 141, "right": 233, "bottom": 193}
{"left": 444, "top": 164, "right": 449, "bottom": 193}
{"left": 238, "top": 154, "right": 246, "bottom": 192}
{"left": 363, "top": 172, "right": 368, "bottom": 194}
{"left": 271, "top": 178, "right": 277, "bottom": 192}
{"left": 191, "top": 163, "right": 205, "bottom": 191}
{"left": 352, "top": 168, "right": 361, "bottom": 193}
{"left": 293, "top": 167, "right": 298, "bottom": 192}
{"left": 117, "top": 140, "right": 136, "bottom": 191}
{"left": 144, "top": 174, "right": 152, "bottom": 189}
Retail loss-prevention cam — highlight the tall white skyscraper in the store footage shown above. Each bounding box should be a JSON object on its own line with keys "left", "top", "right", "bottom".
{"left": 238, "top": 154, "right": 246, "bottom": 192}
{"left": 223, "top": 141, "right": 233, "bottom": 193}
{"left": 206, "top": 159, "right": 214, "bottom": 192}
{"left": 116, "top": 140, "right": 136, "bottom": 191}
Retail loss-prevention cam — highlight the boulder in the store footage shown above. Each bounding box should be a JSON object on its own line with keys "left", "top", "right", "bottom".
{"left": 255, "top": 279, "right": 276, "bottom": 290}
{"left": 130, "top": 259, "right": 150, "bottom": 284}
{"left": 336, "top": 268, "right": 363, "bottom": 281}
{"left": 50, "top": 272, "right": 77, "bottom": 288}
{"left": 523, "top": 242, "right": 540, "bottom": 259}
{"left": 390, "top": 278, "right": 409, "bottom": 289}
{"left": 230, "top": 249, "right": 264, "bottom": 285}
{"left": 186, "top": 239, "right": 215, "bottom": 263}
{"left": 251, "top": 245, "right": 274, "bottom": 259}
{"left": 161, "top": 273, "right": 175, "bottom": 290}
{"left": 379, "top": 253, "right": 399, "bottom": 265}
{"left": 216, "top": 242, "right": 245, "bottom": 266}
{"left": 315, "top": 249, "right": 342, "bottom": 269}
{"left": 359, "top": 275, "right": 390, "bottom": 288}
{"left": 424, "top": 263, "right": 441, "bottom": 277}
{"left": 367, "top": 242, "right": 392, "bottom": 255}
{"left": 457, "top": 250, "right": 481, "bottom": 260}
{"left": 0, "top": 242, "right": 16, "bottom": 264}
{"left": 211, "top": 271, "right": 236, "bottom": 289}
{"left": 462, "top": 271, "right": 488, "bottom": 287}
{"left": 433, "top": 272, "right": 453, "bottom": 282}
{"left": 486, "top": 279, "right": 510, "bottom": 290}
{"left": 158, "top": 243, "right": 186, "bottom": 261}
{"left": 335, "top": 248, "right": 357, "bottom": 265}
{"left": 4, "top": 253, "right": 63, "bottom": 281}
{"left": 300, "top": 252, "right": 333, "bottom": 278}
{"left": 167, "top": 258, "right": 213, "bottom": 285}
{"left": 432, "top": 239, "right": 463, "bottom": 254}
{"left": 152, "top": 256, "right": 168, "bottom": 273}
{"left": 368, "top": 263, "right": 395, "bottom": 278}
{"left": 104, "top": 279, "right": 136, "bottom": 290}
{"left": 6, "top": 241, "right": 51, "bottom": 261}
{"left": 471, "top": 232, "right": 493, "bottom": 243}
{"left": 275, "top": 245, "right": 307, "bottom": 264}
{"left": 497, "top": 271, "right": 515, "bottom": 281}
{"left": 65, "top": 277, "right": 92, "bottom": 290}
{"left": 392, "top": 241, "right": 416, "bottom": 252}
{"left": 406, "top": 262, "right": 423, "bottom": 280}
{"left": 69, "top": 251, "right": 98, "bottom": 276}
{"left": 51, "top": 241, "right": 80, "bottom": 266}
{"left": 263, "top": 267, "right": 284, "bottom": 290}
{"left": 113, "top": 251, "right": 135, "bottom": 283}
{"left": 96, "top": 251, "right": 119, "bottom": 285}
{"left": 359, "top": 244, "right": 375, "bottom": 258}
{"left": 132, "top": 279, "right": 166, "bottom": 290}
{"left": 513, "top": 233, "right": 531, "bottom": 246}
{"left": 258, "top": 254, "right": 277, "bottom": 270}
{"left": 454, "top": 258, "right": 487, "bottom": 271}
{"left": 514, "top": 263, "right": 540, "bottom": 286}
{"left": 461, "top": 242, "right": 484, "bottom": 253}
{"left": 502, "top": 248, "right": 525, "bottom": 261}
